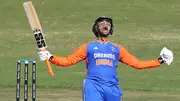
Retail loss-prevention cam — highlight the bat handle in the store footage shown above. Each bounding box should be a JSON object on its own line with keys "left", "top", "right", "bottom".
{"left": 45, "top": 59, "right": 54, "bottom": 76}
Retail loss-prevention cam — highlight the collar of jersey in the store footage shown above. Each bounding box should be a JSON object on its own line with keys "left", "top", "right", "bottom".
{"left": 96, "top": 39, "right": 109, "bottom": 44}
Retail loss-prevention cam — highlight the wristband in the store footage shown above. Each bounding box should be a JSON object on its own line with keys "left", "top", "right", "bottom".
{"left": 49, "top": 56, "right": 54, "bottom": 61}
{"left": 158, "top": 57, "right": 164, "bottom": 64}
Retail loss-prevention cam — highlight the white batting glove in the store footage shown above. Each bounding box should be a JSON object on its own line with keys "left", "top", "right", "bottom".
{"left": 38, "top": 50, "right": 52, "bottom": 61}
{"left": 160, "top": 47, "right": 173, "bottom": 65}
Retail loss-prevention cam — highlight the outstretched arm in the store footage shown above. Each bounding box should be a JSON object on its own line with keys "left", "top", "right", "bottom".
{"left": 50, "top": 44, "right": 87, "bottom": 67}
{"left": 38, "top": 43, "right": 87, "bottom": 67}
{"left": 118, "top": 45, "right": 161, "bottom": 69}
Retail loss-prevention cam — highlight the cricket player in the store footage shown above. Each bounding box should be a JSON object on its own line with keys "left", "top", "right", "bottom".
{"left": 38, "top": 16, "right": 173, "bottom": 101}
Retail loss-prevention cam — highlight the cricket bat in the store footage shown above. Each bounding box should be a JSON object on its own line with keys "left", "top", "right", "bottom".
{"left": 23, "top": 1, "right": 54, "bottom": 76}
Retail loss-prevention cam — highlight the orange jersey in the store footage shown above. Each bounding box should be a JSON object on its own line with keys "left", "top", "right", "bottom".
{"left": 50, "top": 41, "right": 160, "bottom": 69}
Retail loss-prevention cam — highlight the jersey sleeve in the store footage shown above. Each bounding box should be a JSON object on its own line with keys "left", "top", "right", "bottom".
{"left": 49, "top": 43, "right": 87, "bottom": 67}
{"left": 118, "top": 45, "right": 161, "bottom": 69}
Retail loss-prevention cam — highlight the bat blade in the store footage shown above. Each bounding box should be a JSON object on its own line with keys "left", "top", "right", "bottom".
{"left": 23, "top": 1, "right": 54, "bottom": 76}
{"left": 23, "top": 1, "right": 42, "bottom": 30}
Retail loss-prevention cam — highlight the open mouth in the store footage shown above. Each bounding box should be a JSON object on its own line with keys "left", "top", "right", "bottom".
{"left": 103, "top": 27, "right": 108, "bottom": 30}
{"left": 101, "top": 26, "right": 110, "bottom": 34}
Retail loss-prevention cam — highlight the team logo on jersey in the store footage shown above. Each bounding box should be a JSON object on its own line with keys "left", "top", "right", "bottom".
{"left": 96, "top": 59, "right": 113, "bottom": 66}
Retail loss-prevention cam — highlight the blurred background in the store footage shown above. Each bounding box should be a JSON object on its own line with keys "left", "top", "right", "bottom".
{"left": 0, "top": 0, "right": 180, "bottom": 100}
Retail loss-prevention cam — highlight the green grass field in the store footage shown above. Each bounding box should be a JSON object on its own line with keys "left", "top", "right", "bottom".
{"left": 0, "top": 0, "right": 180, "bottom": 100}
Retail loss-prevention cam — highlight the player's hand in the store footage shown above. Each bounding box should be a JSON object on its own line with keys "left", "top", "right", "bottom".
{"left": 160, "top": 47, "right": 173, "bottom": 65}
{"left": 38, "top": 50, "right": 52, "bottom": 61}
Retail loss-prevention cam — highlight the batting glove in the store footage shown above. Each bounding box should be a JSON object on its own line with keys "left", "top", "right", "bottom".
{"left": 38, "top": 50, "right": 52, "bottom": 61}
{"left": 160, "top": 47, "right": 173, "bottom": 65}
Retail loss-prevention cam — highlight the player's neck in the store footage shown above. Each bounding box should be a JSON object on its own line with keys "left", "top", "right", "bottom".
{"left": 96, "top": 37, "right": 109, "bottom": 43}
